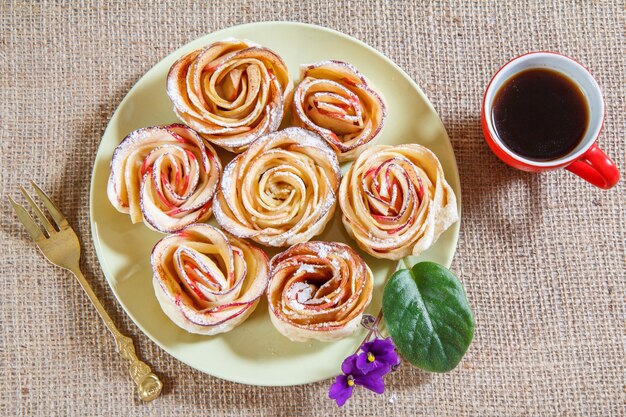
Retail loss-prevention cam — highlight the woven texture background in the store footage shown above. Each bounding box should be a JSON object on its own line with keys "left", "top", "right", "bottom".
{"left": 1, "top": 1, "right": 624, "bottom": 415}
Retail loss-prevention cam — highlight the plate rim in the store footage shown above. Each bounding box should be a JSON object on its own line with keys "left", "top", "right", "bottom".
{"left": 89, "top": 20, "right": 462, "bottom": 386}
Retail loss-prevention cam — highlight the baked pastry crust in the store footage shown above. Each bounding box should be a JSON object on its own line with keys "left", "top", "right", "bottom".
{"left": 292, "top": 60, "right": 386, "bottom": 161}
{"left": 167, "top": 39, "right": 292, "bottom": 153}
{"left": 267, "top": 241, "right": 373, "bottom": 342}
{"left": 151, "top": 223, "right": 269, "bottom": 335}
{"left": 107, "top": 124, "right": 221, "bottom": 233}
{"left": 339, "top": 144, "right": 458, "bottom": 260}
{"left": 213, "top": 127, "right": 341, "bottom": 247}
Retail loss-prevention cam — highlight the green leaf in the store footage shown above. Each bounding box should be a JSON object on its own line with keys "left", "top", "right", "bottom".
{"left": 382, "top": 261, "right": 474, "bottom": 373}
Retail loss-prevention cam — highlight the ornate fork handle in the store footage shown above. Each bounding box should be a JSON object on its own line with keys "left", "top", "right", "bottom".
{"left": 10, "top": 183, "right": 162, "bottom": 401}
{"left": 70, "top": 266, "right": 162, "bottom": 401}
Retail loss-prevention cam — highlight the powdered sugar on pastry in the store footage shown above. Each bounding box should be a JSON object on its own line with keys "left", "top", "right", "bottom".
{"left": 107, "top": 124, "right": 222, "bottom": 233}
{"left": 292, "top": 60, "right": 386, "bottom": 161}
{"left": 267, "top": 241, "right": 373, "bottom": 342}
{"left": 166, "top": 39, "right": 293, "bottom": 153}
{"left": 151, "top": 223, "right": 269, "bottom": 335}
{"left": 213, "top": 127, "right": 341, "bottom": 247}
{"left": 339, "top": 144, "right": 458, "bottom": 260}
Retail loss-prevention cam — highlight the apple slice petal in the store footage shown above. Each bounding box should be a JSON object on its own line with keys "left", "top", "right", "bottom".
{"left": 107, "top": 124, "right": 222, "bottom": 233}
{"left": 213, "top": 127, "right": 341, "bottom": 247}
{"left": 267, "top": 241, "right": 373, "bottom": 342}
{"left": 292, "top": 60, "right": 387, "bottom": 161}
{"left": 151, "top": 224, "right": 269, "bottom": 335}
{"left": 339, "top": 144, "right": 459, "bottom": 260}
{"left": 166, "top": 39, "right": 293, "bottom": 153}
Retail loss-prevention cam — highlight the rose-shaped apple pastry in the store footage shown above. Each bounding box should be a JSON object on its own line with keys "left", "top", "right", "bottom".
{"left": 166, "top": 39, "right": 293, "bottom": 153}
{"left": 107, "top": 124, "right": 222, "bottom": 233}
{"left": 292, "top": 60, "right": 386, "bottom": 161}
{"left": 151, "top": 224, "right": 269, "bottom": 335}
{"left": 213, "top": 127, "right": 341, "bottom": 247}
{"left": 339, "top": 144, "right": 458, "bottom": 260}
{"left": 267, "top": 241, "right": 373, "bottom": 342}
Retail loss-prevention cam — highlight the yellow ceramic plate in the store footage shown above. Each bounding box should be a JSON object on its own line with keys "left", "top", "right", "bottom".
{"left": 90, "top": 22, "right": 461, "bottom": 386}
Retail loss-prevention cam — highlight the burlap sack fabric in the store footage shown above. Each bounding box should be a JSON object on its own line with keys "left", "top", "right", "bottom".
{"left": 1, "top": 1, "right": 624, "bottom": 415}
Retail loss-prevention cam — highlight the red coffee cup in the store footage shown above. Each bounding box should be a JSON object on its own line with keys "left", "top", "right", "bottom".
{"left": 481, "top": 52, "right": 620, "bottom": 189}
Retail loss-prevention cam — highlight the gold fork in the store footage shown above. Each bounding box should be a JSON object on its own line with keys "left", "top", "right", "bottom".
{"left": 9, "top": 181, "right": 162, "bottom": 402}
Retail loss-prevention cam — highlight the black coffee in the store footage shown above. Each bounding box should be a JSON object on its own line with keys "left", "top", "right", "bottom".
{"left": 492, "top": 68, "right": 589, "bottom": 161}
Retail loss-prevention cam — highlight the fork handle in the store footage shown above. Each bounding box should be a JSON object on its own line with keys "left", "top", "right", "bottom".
{"left": 70, "top": 267, "right": 163, "bottom": 402}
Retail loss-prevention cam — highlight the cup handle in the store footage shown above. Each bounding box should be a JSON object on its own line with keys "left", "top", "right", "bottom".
{"left": 565, "top": 143, "right": 620, "bottom": 189}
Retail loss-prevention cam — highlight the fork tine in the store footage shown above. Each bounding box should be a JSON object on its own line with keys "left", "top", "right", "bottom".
{"left": 9, "top": 196, "right": 46, "bottom": 242}
{"left": 30, "top": 181, "right": 69, "bottom": 229}
{"left": 20, "top": 186, "right": 57, "bottom": 234}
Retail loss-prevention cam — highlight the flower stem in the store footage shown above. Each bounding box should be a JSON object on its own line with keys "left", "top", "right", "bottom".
{"left": 355, "top": 310, "right": 383, "bottom": 353}
{"left": 355, "top": 258, "right": 412, "bottom": 352}
{"left": 401, "top": 256, "right": 412, "bottom": 270}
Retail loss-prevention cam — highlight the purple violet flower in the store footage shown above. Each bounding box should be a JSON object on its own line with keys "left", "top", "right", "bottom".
{"left": 328, "top": 373, "right": 354, "bottom": 407}
{"left": 356, "top": 337, "right": 400, "bottom": 374}
{"left": 329, "top": 313, "right": 401, "bottom": 407}
{"left": 329, "top": 348, "right": 391, "bottom": 406}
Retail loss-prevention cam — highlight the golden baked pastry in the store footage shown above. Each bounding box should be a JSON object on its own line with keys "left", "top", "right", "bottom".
{"left": 167, "top": 39, "right": 292, "bottom": 153}
{"left": 267, "top": 241, "right": 373, "bottom": 342}
{"left": 151, "top": 224, "right": 269, "bottom": 335}
{"left": 292, "top": 60, "right": 386, "bottom": 161}
{"left": 339, "top": 144, "right": 458, "bottom": 260}
{"left": 213, "top": 127, "right": 341, "bottom": 247}
{"left": 107, "top": 124, "right": 221, "bottom": 233}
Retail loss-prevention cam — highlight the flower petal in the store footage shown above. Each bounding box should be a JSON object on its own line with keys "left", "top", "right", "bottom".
{"left": 356, "top": 352, "right": 389, "bottom": 374}
{"left": 341, "top": 354, "right": 359, "bottom": 375}
{"left": 367, "top": 337, "right": 396, "bottom": 354}
{"left": 355, "top": 372, "right": 386, "bottom": 394}
{"left": 355, "top": 351, "right": 371, "bottom": 372}
{"left": 377, "top": 350, "right": 400, "bottom": 367}
{"left": 329, "top": 375, "right": 353, "bottom": 407}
